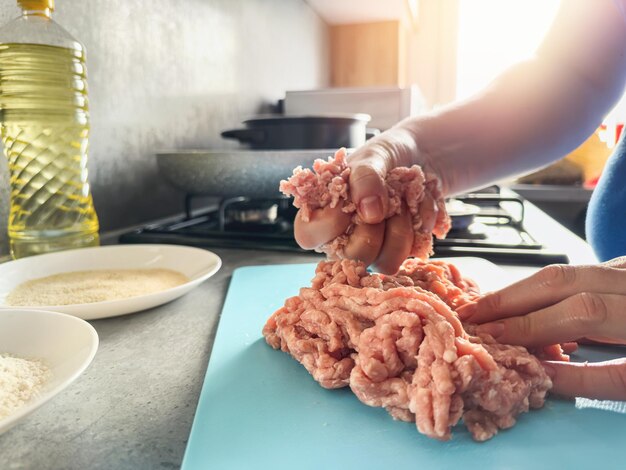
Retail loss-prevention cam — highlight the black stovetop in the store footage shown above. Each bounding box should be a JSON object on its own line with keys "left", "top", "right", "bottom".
{"left": 119, "top": 189, "right": 569, "bottom": 266}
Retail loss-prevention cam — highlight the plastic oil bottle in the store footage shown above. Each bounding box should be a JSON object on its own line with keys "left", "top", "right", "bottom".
{"left": 0, "top": 0, "right": 99, "bottom": 259}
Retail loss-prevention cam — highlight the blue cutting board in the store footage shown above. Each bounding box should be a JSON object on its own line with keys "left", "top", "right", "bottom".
{"left": 182, "top": 260, "right": 626, "bottom": 470}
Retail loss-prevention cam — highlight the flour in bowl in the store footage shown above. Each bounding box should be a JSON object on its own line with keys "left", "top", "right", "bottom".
{"left": 6, "top": 269, "right": 190, "bottom": 306}
{"left": 0, "top": 353, "right": 50, "bottom": 421}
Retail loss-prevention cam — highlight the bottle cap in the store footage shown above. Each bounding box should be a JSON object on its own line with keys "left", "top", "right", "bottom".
{"left": 18, "top": 0, "right": 54, "bottom": 11}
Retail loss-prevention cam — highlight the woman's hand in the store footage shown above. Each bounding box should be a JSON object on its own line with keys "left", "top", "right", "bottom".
{"left": 457, "top": 257, "right": 626, "bottom": 400}
{"left": 294, "top": 126, "right": 442, "bottom": 274}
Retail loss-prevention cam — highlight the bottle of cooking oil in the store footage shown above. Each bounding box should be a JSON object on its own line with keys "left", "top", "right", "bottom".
{"left": 0, "top": 0, "right": 99, "bottom": 259}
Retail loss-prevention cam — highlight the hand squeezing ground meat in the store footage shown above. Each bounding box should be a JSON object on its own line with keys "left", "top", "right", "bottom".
{"left": 268, "top": 151, "right": 556, "bottom": 441}
{"left": 263, "top": 259, "right": 553, "bottom": 441}
{"left": 279, "top": 148, "right": 451, "bottom": 260}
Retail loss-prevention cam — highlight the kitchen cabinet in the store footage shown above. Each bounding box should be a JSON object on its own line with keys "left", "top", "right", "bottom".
{"left": 324, "top": 0, "right": 458, "bottom": 106}
{"left": 330, "top": 20, "right": 407, "bottom": 87}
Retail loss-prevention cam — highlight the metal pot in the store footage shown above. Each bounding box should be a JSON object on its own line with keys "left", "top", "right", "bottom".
{"left": 221, "top": 114, "right": 373, "bottom": 150}
{"left": 156, "top": 149, "right": 342, "bottom": 198}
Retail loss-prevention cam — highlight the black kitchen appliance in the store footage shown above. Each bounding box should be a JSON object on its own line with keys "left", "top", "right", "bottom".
{"left": 120, "top": 187, "right": 569, "bottom": 266}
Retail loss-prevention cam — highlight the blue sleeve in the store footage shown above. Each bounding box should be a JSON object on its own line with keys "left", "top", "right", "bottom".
{"left": 586, "top": 137, "right": 626, "bottom": 261}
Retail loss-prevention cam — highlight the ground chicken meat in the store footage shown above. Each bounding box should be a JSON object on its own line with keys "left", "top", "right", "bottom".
{"left": 279, "top": 148, "right": 451, "bottom": 260}
{"left": 262, "top": 259, "right": 554, "bottom": 442}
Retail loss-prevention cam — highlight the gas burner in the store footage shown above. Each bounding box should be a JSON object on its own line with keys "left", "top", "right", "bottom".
{"left": 120, "top": 187, "right": 570, "bottom": 266}
{"left": 226, "top": 199, "right": 278, "bottom": 224}
{"left": 446, "top": 223, "right": 489, "bottom": 240}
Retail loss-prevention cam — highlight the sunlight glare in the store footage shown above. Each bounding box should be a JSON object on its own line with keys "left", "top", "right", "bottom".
{"left": 456, "top": 0, "right": 561, "bottom": 100}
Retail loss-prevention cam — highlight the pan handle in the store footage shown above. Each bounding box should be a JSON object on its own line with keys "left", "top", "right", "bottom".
{"left": 221, "top": 128, "right": 266, "bottom": 144}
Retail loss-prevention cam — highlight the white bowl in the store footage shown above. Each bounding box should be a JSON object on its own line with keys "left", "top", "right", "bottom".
{"left": 0, "top": 309, "right": 98, "bottom": 435}
{"left": 0, "top": 244, "right": 222, "bottom": 320}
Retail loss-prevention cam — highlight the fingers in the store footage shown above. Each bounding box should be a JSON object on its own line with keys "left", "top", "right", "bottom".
{"left": 475, "top": 293, "right": 626, "bottom": 348}
{"left": 343, "top": 222, "right": 385, "bottom": 266}
{"left": 347, "top": 127, "right": 424, "bottom": 224}
{"left": 458, "top": 264, "right": 626, "bottom": 324}
{"left": 349, "top": 162, "right": 389, "bottom": 224}
{"left": 372, "top": 205, "right": 413, "bottom": 275}
{"left": 561, "top": 342, "right": 578, "bottom": 354}
{"left": 418, "top": 191, "right": 438, "bottom": 234}
{"left": 601, "top": 256, "right": 626, "bottom": 269}
{"left": 543, "top": 358, "right": 626, "bottom": 401}
{"left": 294, "top": 205, "right": 351, "bottom": 250}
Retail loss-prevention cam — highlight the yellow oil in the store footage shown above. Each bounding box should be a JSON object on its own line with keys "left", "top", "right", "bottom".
{"left": 0, "top": 43, "right": 99, "bottom": 258}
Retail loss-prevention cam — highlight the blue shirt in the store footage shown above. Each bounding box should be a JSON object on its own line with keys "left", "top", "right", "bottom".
{"left": 586, "top": 135, "right": 626, "bottom": 261}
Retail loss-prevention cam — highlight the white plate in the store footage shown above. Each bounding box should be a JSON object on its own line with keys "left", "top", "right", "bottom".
{"left": 0, "top": 244, "right": 222, "bottom": 320}
{"left": 0, "top": 309, "right": 98, "bottom": 435}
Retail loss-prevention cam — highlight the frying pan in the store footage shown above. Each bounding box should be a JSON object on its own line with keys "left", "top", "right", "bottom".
{"left": 156, "top": 149, "right": 341, "bottom": 198}
{"left": 157, "top": 151, "right": 481, "bottom": 222}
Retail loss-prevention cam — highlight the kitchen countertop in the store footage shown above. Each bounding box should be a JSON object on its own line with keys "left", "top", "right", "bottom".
{"left": 509, "top": 183, "right": 593, "bottom": 203}
{"left": 0, "top": 198, "right": 598, "bottom": 469}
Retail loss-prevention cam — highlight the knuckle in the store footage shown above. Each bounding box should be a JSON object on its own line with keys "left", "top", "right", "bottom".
{"left": 350, "top": 165, "right": 382, "bottom": 185}
{"left": 293, "top": 218, "right": 315, "bottom": 249}
{"left": 512, "top": 314, "right": 534, "bottom": 339}
{"left": 389, "top": 221, "right": 413, "bottom": 239}
{"left": 538, "top": 264, "right": 577, "bottom": 289}
{"left": 481, "top": 292, "right": 502, "bottom": 313}
{"left": 370, "top": 139, "right": 400, "bottom": 166}
{"left": 347, "top": 228, "right": 383, "bottom": 261}
{"left": 346, "top": 232, "right": 373, "bottom": 250}
{"left": 574, "top": 292, "right": 608, "bottom": 326}
{"left": 386, "top": 211, "right": 413, "bottom": 239}
{"left": 602, "top": 256, "right": 626, "bottom": 269}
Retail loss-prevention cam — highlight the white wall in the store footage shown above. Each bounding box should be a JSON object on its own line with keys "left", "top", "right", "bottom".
{"left": 0, "top": 0, "right": 329, "bottom": 255}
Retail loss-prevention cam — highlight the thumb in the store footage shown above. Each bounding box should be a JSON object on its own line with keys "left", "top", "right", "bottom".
{"left": 349, "top": 161, "right": 388, "bottom": 224}
{"left": 543, "top": 358, "right": 626, "bottom": 401}
{"left": 347, "top": 127, "right": 419, "bottom": 224}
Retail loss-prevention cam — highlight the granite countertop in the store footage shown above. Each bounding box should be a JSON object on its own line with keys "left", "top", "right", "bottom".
{"left": 0, "top": 246, "right": 321, "bottom": 469}
{"left": 0, "top": 198, "right": 598, "bottom": 469}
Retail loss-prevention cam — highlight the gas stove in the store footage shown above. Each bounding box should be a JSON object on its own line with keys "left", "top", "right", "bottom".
{"left": 119, "top": 188, "right": 569, "bottom": 266}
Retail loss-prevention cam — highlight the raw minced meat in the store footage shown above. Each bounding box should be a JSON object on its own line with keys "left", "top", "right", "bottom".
{"left": 271, "top": 151, "right": 556, "bottom": 441}
{"left": 279, "top": 148, "right": 451, "bottom": 260}
{"left": 263, "top": 259, "right": 554, "bottom": 442}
